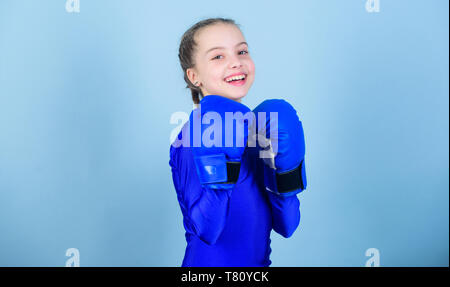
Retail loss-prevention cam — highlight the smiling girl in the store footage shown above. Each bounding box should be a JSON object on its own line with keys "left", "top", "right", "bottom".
{"left": 170, "top": 18, "right": 306, "bottom": 267}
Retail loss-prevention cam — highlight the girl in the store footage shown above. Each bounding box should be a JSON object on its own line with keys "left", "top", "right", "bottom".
{"left": 170, "top": 18, "right": 306, "bottom": 267}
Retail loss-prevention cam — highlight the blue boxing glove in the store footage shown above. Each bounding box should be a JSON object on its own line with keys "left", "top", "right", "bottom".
{"left": 252, "top": 99, "right": 307, "bottom": 196}
{"left": 189, "top": 95, "right": 253, "bottom": 190}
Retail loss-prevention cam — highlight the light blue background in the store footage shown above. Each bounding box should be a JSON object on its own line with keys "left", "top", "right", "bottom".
{"left": 0, "top": 0, "right": 448, "bottom": 267}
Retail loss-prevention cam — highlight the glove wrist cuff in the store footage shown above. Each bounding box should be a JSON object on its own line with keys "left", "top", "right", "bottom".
{"left": 193, "top": 153, "right": 241, "bottom": 188}
{"left": 264, "top": 160, "right": 307, "bottom": 196}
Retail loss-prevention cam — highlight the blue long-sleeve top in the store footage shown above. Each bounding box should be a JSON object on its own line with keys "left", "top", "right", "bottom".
{"left": 169, "top": 121, "right": 301, "bottom": 267}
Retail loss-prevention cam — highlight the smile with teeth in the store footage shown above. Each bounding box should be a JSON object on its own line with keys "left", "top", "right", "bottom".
{"left": 225, "top": 74, "right": 246, "bottom": 82}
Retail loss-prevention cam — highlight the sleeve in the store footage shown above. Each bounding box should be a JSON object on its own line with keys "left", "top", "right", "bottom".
{"left": 254, "top": 153, "right": 301, "bottom": 238}
{"left": 266, "top": 191, "right": 300, "bottom": 238}
{"left": 170, "top": 145, "right": 232, "bottom": 245}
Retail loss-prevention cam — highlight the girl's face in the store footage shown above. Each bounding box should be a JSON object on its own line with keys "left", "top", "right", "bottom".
{"left": 187, "top": 23, "right": 255, "bottom": 102}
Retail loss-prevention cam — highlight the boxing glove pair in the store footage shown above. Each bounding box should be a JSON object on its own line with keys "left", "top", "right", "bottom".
{"left": 188, "top": 95, "right": 307, "bottom": 196}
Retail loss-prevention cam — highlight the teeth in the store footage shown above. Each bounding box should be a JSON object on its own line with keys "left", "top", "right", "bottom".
{"left": 226, "top": 74, "right": 246, "bottom": 82}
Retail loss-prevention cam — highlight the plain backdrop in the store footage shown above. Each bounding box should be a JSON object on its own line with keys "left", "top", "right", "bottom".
{"left": 0, "top": 0, "right": 448, "bottom": 266}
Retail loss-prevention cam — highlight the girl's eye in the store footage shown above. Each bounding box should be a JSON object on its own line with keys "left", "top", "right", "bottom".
{"left": 212, "top": 50, "right": 248, "bottom": 60}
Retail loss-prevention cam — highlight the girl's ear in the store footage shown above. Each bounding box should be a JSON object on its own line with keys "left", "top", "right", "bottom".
{"left": 186, "top": 68, "right": 200, "bottom": 86}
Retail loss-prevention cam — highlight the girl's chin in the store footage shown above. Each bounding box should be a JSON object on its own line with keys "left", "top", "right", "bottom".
{"left": 225, "top": 89, "right": 248, "bottom": 100}
{"left": 224, "top": 93, "right": 246, "bottom": 102}
{"left": 205, "top": 90, "right": 247, "bottom": 102}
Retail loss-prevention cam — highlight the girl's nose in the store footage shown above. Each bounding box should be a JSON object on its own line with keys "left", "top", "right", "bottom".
{"left": 229, "top": 55, "right": 243, "bottom": 69}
